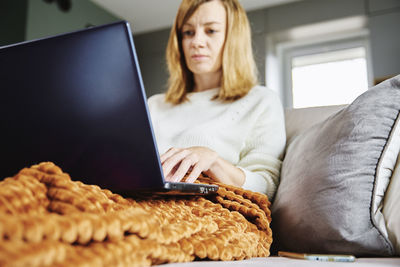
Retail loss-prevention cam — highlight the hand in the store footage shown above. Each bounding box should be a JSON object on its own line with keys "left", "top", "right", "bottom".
{"left": 160, "top": 146, "right": 219, "bottom": 183}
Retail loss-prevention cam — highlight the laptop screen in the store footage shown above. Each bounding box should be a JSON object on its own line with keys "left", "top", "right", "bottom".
{"left": 0, "top": 21, "right": 165, "bottom": 191}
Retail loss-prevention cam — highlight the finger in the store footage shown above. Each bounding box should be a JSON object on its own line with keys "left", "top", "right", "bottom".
{"left": 164, "top": 164, "right": 180, "bottom": 182}
{"left": 170, "top": 157, "right": 196, "bottom": 182}
{"left": 160, "top": 147, "right": 180, "bottom": 163}
{"left": 162, "top": 149, "right": 191, "bottom": 178}
{"left": 186, "top": 165, "right": 203, "bottom": 183}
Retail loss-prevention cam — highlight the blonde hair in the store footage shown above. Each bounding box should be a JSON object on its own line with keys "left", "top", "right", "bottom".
{"left": 165, "top": 0, "right": 258, "bottom": 104}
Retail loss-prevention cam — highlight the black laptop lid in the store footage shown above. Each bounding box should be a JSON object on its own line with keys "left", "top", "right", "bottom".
{"left": 0, "top": 21, "right": 165, "bottom": 191}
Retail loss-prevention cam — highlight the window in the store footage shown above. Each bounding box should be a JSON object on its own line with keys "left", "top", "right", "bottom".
{"left": 291, "top": 47, "right": 369, "bottom": 108}
{"left": 266, "top": 16, "right": 373, "bottom": 108}
{"left": 279, "top": 34, "right": 372, "bottom": 108}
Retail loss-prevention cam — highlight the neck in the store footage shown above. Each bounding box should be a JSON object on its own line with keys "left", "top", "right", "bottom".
{"left": 193, "top": 71, "right": 222, "bottom": 92}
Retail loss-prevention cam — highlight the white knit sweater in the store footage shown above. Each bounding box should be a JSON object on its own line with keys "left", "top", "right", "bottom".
{"left": 147, "top": 86, "right": 286, "bottom": 198}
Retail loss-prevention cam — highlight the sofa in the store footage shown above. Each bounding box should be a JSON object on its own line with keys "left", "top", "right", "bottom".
{"left": 2, "top": 77, "right": 400, "bottom": 266}
{"left": 162, "top": 75, "right": 400, "bottom": 266}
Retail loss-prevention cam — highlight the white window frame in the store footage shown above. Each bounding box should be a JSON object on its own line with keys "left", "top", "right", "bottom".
{"left": 278, "top": 30, "right": 373, "bottom": 108}
{"left": 265, "top": 16, "right": 374, "bottom": 108}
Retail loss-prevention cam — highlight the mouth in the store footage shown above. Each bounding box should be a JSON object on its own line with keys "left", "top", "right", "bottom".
{"left": 191, "top": 54, "right": 208, "bottom": 60}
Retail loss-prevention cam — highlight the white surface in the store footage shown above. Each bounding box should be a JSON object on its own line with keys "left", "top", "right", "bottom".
{"left": 383, "top": 149, "right": 400, "bottom": 254}
{"left": 160, "top": 256, "right": 400, "bottom": 266}
{"left": 373, "top": 108, "right": 400, "bottom": 248}
{"left": 89, "top": 0, "right": 301, "bottom": 34}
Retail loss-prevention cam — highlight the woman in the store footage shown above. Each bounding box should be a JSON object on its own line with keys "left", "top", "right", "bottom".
{"left": 148, "top": 0, "right": 286, "bottom": 198}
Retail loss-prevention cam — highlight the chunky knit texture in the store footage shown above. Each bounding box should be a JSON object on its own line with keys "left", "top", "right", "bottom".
{"left": 0, "top": 162, "right": 272, "bottom": 266}
{"left": 148, "top": 86, "right": 286, "bottom": 198}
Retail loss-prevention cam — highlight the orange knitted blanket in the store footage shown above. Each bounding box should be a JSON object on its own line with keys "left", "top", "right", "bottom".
{"left": 0, "top": 162, "right": 272, "bottom": 266}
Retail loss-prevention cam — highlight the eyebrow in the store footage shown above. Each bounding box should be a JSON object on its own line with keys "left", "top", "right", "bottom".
{"left": 183, "top": 21, "right": 223, "bottom": 27}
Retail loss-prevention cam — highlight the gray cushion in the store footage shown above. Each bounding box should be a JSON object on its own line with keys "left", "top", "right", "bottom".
{"left": 272, "top": 75, "right": 400, "bottom": 256}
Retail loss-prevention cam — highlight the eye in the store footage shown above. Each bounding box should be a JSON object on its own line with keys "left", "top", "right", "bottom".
{"left": 182, "top": 30, "right": 194, "bottom": 37}
{"left": 206, "top": 28, "right": 218, "bottom": 34}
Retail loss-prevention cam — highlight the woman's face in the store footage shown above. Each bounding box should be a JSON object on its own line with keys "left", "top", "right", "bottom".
{"left": 181, "top": 1, "right": 227, "bottom": 79}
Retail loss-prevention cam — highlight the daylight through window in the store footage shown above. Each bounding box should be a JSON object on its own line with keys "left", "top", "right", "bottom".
{"left": 291, "top": 47, "right": 368, "bottom": 108}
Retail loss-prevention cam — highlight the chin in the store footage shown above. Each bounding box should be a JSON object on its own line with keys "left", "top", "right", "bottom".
{"left": 190, "top": 66, "right": 218, "bottom": 75}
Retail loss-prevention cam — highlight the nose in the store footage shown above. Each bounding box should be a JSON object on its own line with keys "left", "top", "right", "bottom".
{"left": 191, "top": 30, "right": 206, "bottom": 48}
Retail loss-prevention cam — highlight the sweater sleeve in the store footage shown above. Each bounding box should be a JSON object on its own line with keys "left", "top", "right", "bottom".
{"left": 237, "top": 91, "right": 286, "bottom": 199}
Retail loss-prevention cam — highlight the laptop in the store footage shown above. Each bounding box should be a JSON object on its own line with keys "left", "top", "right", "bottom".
{"left": 0, "top": 21, "right": 218, "bottom": 195}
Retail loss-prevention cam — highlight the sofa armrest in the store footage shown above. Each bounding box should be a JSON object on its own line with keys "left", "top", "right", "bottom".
{"left": 284, "top": 105, "right": 346, "bottom": 145}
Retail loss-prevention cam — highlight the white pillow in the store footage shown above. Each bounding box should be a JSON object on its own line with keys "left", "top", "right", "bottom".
{"left": 383, "top": 152, "right": 400, "bottom": 255}
{"left": 373, "top": 105, "right": 400, "bottom": 245}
